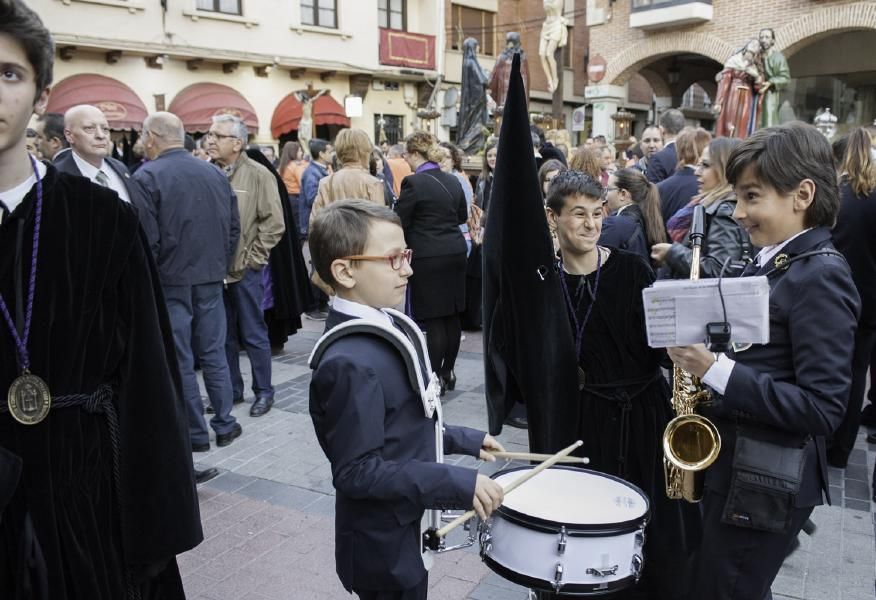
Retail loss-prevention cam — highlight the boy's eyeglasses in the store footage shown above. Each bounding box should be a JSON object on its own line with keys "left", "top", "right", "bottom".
{"left": 342, "top": 249, "right": 413, "bottom": 270}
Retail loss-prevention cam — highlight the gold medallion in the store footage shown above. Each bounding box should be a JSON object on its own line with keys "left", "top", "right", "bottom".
{"left": 774, "top": 253, "right": 790, "bottom": 270}
{"left": 7, "top": 372, "right": 51, "bottom": 425}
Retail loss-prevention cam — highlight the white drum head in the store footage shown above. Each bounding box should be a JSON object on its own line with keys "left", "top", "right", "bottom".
{"left": 493, "top": 467, "right": 648, "bottom": 526}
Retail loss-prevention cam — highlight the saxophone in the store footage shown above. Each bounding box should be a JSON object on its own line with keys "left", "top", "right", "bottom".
{"left": 663, "top": 205, "right": 722, "bottom": 502}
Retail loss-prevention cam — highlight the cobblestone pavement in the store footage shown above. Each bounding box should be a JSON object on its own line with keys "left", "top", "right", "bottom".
{"left": 182, "top": 319, "right": 876, "bottom": 600}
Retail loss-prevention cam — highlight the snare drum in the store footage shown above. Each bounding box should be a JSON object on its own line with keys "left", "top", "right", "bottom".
{"left": 478, "top": 466, "right": 650, "bottom": 596}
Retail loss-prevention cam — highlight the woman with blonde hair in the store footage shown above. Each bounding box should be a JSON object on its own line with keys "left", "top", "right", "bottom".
{"left": 656, "top": 127, "right": 711, "bottom": 225}
{"left": 396, "top": 131, "right": 468, "bottom": 392}
{"left": 569, "top": 146, "right": 602, "bottom": 181}
{"left": 651, "top": 137, "right": 752, "bottom": 279}
{"left": 828, "top": 127, "right": 876, "bottom": 468}
{"left": 310, "top": 128, "right": 384, "bottom": 221}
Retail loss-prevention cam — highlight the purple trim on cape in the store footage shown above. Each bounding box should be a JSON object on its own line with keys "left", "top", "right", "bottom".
{"left": 415, "top": 162, "right": 440, "bottom": 174}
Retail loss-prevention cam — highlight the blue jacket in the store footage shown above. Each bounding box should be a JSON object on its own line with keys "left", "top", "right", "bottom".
{"left": 132, "top": 148, "right": 240, "bottom": 286}
{"left": 310, "top": 309, "right": 483, "bottom": 592}
{"left": 657, "top": 166, "right": 699, "bottom": 227}
{"left": 299, "top": 161, "right": 329, "bottom": 236}
{"left": 703, "top": 227, "right": 860, "bottom": 507}
{"left": 646, "top": 141, "right": 677, "bottom": 184}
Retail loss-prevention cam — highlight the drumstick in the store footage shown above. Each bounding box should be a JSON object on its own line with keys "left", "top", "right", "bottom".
{"left": 436, "top": 440, "right": 583, "bottom": 538}
{"left": 486, "top": 451, "right": 589, "bottom": 464}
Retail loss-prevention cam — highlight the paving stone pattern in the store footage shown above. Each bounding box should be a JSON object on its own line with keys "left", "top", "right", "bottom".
{"left": 183, "top": 321, "right": 876, "bottom": 600}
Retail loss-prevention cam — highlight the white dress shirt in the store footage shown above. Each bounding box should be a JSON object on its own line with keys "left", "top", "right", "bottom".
{"left": 71, "top": 151, "right": 131, "bottom": 203}
{"left": 701, "top": 228, "right": 813, "bottom": 395}
{"left": 0, "top": 160, "right": 47, "bottom": 215}
{"left": 331, "top": 296, "right": 393, "bottom": 327}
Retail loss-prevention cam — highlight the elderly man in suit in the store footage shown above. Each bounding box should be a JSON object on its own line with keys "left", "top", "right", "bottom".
{"left": 133, "top": 111, "right": 242, "bottom": 456}
{"left": 54, "top": 104, "right": 141, "bottom": 204}
{"left": 646, "top": 108, "right": 685, "bottom": 184}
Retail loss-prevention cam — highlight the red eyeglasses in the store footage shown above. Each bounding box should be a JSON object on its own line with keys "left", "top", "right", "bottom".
{"left": 342, "top": 249, "right": 413, "bottom": 270}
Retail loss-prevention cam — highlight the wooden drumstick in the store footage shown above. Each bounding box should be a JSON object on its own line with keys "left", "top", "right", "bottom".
{"left": 436, "top": 440, "right": 584, "bottom": 538}
{"left": 486, "top": 451, "right": 589, "bottom": 464}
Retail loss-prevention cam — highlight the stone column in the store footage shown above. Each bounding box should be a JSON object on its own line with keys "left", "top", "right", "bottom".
{"left": 584, "top": 84, "right": 626, "bottom": 141}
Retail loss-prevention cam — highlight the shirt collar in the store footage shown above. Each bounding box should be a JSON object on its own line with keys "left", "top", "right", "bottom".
{"left": 71, "top": 150, "right": 106, "bottom": 181}
{"left": 331, "top": 297, "right": 393, "bottom": 327}
{"left": 756, "top": 228, "right": 813, "bottom": 267}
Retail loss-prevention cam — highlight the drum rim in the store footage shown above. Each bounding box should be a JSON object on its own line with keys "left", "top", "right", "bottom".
{"left": 490, "top": 466, "right": 651, "bottom": 534}
{"left": 482, "top": 553, "right": 640, "bottom": 595}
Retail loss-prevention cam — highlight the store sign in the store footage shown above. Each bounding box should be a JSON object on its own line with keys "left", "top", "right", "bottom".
{"left": 345, "top": 96, "right": 363, "bottom": 118}
{"left": 213, "top": 108, "right": 243, "bottom": 118}
{"left": 572, "top": 106, "right": 587, "bottom": 132}
{"left": 96, "top": 101, "right": 128, "bottom": 121}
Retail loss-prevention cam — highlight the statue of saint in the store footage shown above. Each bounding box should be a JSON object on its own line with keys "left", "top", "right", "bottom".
{"left": 296, "top": 88, "right": 328, "bottom": 151}
{"left": 758, "top": 28, "right": 791, "bottom": 128}
{"left": 488, "top": 32, "right": 530, "bottom": 115}
{"left": 714, "top": 40, "right": 765, "bottom": 139}
{"left": 457, "top": 37, "right": 489, "bottom": 155}
{"left": 539, "top": 0, "right": 568, "bottom": 94}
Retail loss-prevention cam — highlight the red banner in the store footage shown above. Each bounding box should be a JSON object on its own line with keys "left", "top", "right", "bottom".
{"left": 379, "top": 28, "right": 435, "bottom": 71}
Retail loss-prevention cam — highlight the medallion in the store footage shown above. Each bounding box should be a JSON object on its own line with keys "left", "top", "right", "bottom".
{"left": 774, "top": 253, "right": 790, "bottom": 270}
{"left": 7, "top": 372, "right": 51, "bottom": 425}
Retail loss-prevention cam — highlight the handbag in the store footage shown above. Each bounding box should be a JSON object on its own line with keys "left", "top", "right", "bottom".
{"left": 721, "top": 429, "right": 807, "bottom": 533}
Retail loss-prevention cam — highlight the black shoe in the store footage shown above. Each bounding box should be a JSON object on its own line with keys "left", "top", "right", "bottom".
{"left": 195, "top": 467, "right": 219, "bottom": 485}
{"left": 867, "top": 432, "right": 876, "bottom": 444}
{"left": 216, "top": 423, "right": 242, "bottom": 447}
{"left": 801, "top": 519, "right": 817, "bottom": 537}
{"left": 191, "top": 441, "right": 210, "bottom": 453}
{"left": 250, "top": 396, "right": 274, "bottom": 417}
{"left": 441, "top": 371, "right": 457, "bottom": 392}
{"left": 504, "top": 416, "right": 529, "bottom": 429}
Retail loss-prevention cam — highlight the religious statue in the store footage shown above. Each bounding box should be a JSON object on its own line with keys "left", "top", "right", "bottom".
{"left": 539, "top": 0, "right": 568, "bottom": 94}
{"left": 488, "top": 32, "right": 530, "bottom": 115}
{"left": 714, "top": 40, "right": 765, "bottom": 139}
{"left": 758, "top": 28, "right": 791, "bottom": 128}
{"left": 295, "top": 87, "right": 328, "bottom": 151}
{"left": 457, "top": 37, "right": 489, "bottom": 155}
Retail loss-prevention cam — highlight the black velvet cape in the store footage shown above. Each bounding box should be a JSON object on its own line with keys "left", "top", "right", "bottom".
{"left": 0, "top": 166, "right": 203, "bottom": 598}
{"left": 562, "top": 249, "right": 700, "bottom": 600}
{"left": 245, "top": 149, "right": 313, "bottom": 347}
{"left": 482, "top": 54, "right": 580, "bottom": 450}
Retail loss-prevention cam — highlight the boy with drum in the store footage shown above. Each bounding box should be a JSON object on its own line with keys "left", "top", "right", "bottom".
{"left": 307, "top": 200, "right": 504, "bottom": 600}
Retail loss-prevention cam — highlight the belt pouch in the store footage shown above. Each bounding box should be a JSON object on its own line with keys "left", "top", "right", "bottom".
{"left": 721, "top": 431, "right": 806, "bottom": 533}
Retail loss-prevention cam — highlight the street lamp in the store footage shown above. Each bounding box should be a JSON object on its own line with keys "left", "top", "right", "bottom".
{"left": 611, "top": 108, "right": 635, "bottom": 148}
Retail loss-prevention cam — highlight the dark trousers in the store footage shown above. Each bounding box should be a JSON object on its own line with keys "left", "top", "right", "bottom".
{"left": 688, "top": 490, "right": 813, "bottom": 600}
{"left": 164, "top": 282, "right": 236, "bottom": 445}
{"left": 354, "top": 575, "right": 428, "bottom": 600}
{"left": 829, "top": 320, "right": 876, "bottom": 465}
{"left": 224, "top": 268, "right": 274, "bottom": 400}
{"left": 420, "top": 315, "right": 462, "bottom": 377}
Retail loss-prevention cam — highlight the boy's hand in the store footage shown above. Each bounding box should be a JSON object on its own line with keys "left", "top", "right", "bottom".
{"left": 472, "top": 474, "right": 504, "bottom": 520}
{"left": 479, "top": 435, "right": 506, "bottom": 461}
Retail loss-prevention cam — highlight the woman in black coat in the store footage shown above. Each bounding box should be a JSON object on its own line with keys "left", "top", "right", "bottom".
{"left": 395, "top": 132, "right": 468, "bottom": 392}
{"left": 828, "top": 127, "right": 876, "bottom": 468}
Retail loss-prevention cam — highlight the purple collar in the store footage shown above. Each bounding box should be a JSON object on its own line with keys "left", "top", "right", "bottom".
{"left": 415, "top": 161, "right": 440, "bottom": 174}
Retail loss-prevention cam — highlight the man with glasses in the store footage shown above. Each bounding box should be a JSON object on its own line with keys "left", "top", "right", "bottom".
{"left": 205, "top": 114, "right": 284, "bottom": 419}
{"left": 133, "top": 112, "right": 241, "bottom": 459}
{"left": 54, "top": 104, "right": 141, "bottom": 204}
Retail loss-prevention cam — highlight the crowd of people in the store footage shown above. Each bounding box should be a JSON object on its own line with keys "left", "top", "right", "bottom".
{"left": 3, "top": 1, "right": 876, "bottom": 599}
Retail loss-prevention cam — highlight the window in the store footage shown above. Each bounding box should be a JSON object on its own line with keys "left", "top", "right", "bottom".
{"left": 301, "top": 0, "right": 337, "bottom": 28}
{"left": 378, "top": 0, "right": 406, "bottom": 30}
{"left": 450, "top": 5, "right": 495, "bottom": 56}
{"left": 563, "top": 27, "right": 572, "bottom": 68}
{"left": 375, "top": 115, "right": 404, "bottom": 146}
{"left": 196, "top": 0, "right": 241, "bottom": 14}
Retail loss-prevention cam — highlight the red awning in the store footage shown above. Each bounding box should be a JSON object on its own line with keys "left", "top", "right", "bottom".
{"left": 168, "top": 83, "right": 258, "bottom": 134}
{"left": 270, "top": 92, "right": 350, "bottom": 138}
{"left": 46, "top": 74, "right": 148, "bottom": 131}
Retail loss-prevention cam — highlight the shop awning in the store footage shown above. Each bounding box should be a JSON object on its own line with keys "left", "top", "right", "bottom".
{"left": 270, "top": 92, "right": 351, "bottom": 138}
{"left": 168, "top": 83, "right": 258, "bottom": 134}
{"left": 46, "top": 74, "right": 148, "bottom": 131}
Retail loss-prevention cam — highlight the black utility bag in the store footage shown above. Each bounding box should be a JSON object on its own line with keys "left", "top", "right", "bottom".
{"left": 721, "top": 429, "right": 807, "bottom": 534}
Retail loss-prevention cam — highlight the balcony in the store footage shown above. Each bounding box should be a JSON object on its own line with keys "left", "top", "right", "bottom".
{"left": 379, "top": 28, "right": 435, "bottom": 71}
{"left": 629, "top": 0, "right": 712, "bottom": 31}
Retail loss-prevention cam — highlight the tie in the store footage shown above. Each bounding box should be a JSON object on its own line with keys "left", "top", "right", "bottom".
{"left": 95, "top": 170, "right": 110, "bottom": 187}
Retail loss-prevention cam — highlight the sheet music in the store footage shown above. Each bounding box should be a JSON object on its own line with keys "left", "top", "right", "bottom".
{"left": 643, "top": 276, "right": 770, "bottom": 348}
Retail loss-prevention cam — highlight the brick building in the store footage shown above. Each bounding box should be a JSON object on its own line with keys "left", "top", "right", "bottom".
{"left": 585, "top": 0, "right": 876, "bottom": 140}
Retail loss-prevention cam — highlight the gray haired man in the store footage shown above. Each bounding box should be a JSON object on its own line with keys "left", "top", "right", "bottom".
{"left": 205, "top": 115, "right": 285, "bottom": 418}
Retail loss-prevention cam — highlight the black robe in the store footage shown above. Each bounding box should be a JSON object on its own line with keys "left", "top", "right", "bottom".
{"left": 560, "top": 249, "right": 700, "bottom": 600}
{"left": 245, "top": 149, "right": 313, "bottom": 347}
{"left": 0, "top": 166, "right": 203, "bottom": 599}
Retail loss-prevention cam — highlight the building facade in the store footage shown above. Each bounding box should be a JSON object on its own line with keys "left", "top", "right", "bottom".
{"left": 585, "top": 0, "right": 876, "bottom": 140}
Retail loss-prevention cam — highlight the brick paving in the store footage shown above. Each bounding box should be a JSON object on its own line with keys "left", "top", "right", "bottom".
{"left": 182, "top": 319, "right": 876, "bottom": 600}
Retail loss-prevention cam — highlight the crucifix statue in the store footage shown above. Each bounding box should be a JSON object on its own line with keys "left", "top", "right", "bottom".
{"left": 296, "top": 83, "right": 328, "bottom": 151}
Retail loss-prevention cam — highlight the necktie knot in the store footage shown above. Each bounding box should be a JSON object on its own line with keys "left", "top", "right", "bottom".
{"left": 95, "top": 170, "right": 110, "bottom": 187}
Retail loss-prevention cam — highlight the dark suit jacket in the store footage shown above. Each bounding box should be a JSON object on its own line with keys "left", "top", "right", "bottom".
{"left": 395, "top": 168, "right": 468, "bottom": 259}
{"left": 132, "top": 148, "right": 240, "bottom": 287}
{"left": 657, "top": 166, "right": 699, "bottom": 226}
{"left": 309, "top": 309, "right": 483, "bottom": 592}
{"left": 599, "top": 204, "right": 649, "bottom": 262}
{"left": 833, "top": 182, "right": 876, "bottom": 325}
{"left": 53, "top": 149, "right": 145, "bottom": 207}
{"left": 646, "top": 141, "right": 677, "bottom": 184}
{"left": 703, "top": 227, "right": 860, "bottom": 506}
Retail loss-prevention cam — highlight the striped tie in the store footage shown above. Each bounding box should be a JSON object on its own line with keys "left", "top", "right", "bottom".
{"left": 95, "top": 170, "right": 110, "bottom": 187}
